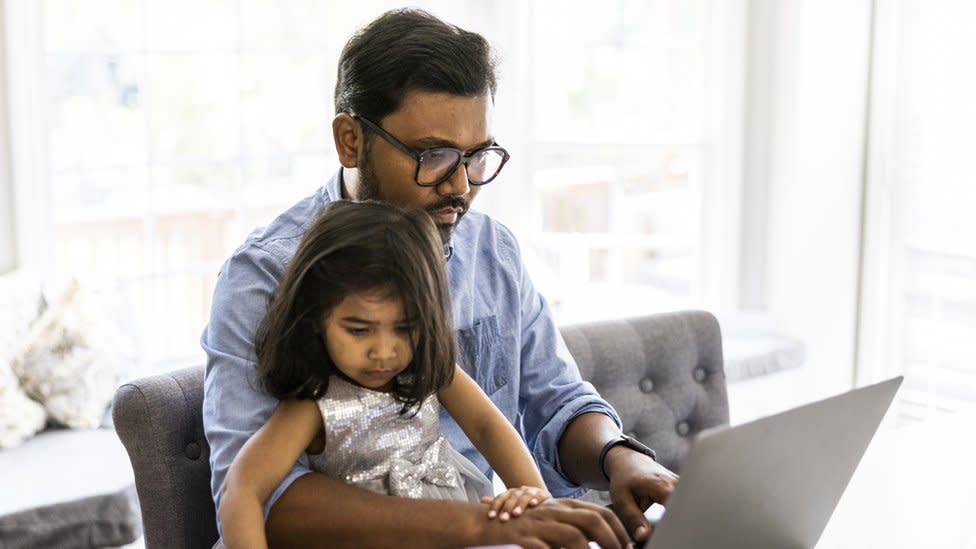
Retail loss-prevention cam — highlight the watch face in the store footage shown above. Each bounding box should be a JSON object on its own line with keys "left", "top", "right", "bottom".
{"left": 621, "top": 435, "right": 656, "bottom": 459}
{"left": 600, "top": 435, "right": 657, "bottom": 480}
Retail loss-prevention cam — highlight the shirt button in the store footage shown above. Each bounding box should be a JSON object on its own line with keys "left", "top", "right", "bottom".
{"left": 639, "top": 377, "right": 655, "bottom": 393}
{"left": 676, "top": 421, "right": 691, "bottom": 436}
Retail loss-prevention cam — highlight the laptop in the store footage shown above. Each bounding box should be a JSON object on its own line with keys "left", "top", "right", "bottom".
{"left": 642, "top": 376, "right": 903, "bottom": 549}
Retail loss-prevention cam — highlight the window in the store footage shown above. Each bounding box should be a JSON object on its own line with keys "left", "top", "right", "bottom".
{"left": 9, "top": 0, "right": 386, "bottom": 373}
{"left": 859, "top": 0, "right": 976, "bottom": 421}
{"left": 497, "top": 0, "right": 744, "bottom": 324}
{"left": 8, "top": 0, "right": 744, "bottom": 372}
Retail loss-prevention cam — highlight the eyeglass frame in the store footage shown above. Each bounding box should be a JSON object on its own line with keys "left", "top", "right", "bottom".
{"left": 355, "top": 115, "right": 511, "bottom": 187}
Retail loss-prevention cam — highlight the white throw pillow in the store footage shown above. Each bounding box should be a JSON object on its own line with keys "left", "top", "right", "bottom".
{"left": 0, "top": 270, "right": 46, "bottom": 360}
{"left": 0, "top": 363, "right": 47, "bottom": 448}
{"left": 0, "top": 270, "right": 48, "bottom": 448}
{"left": 11, "top": 280, "right": 129, "bottom": 429}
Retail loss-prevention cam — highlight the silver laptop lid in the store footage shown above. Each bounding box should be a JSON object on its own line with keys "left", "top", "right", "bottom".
{"left": 646, "top": 376, "right": 903, "bottom": 549}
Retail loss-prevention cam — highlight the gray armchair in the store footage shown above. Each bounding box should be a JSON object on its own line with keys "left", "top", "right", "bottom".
{"left": 113, "top": 310, "right": 728, "bottom": 548}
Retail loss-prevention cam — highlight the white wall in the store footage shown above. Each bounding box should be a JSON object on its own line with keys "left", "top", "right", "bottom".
{"left": 743, "top": 0, "right": 874, "bottom": 399}
{"left": 0, "top": 172, "right": 13, "bottom": 274}
{"left": 0, "top": 3, "right": 17, "bottom": 274}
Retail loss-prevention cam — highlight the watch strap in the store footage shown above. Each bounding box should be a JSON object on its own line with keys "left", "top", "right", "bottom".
{"left": 598, "top": 434, "right": 657, "bottom": 481}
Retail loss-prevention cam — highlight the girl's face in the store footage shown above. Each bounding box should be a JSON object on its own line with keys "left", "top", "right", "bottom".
{"left": 321, "top": 287, "right": 417, "bottom": 391}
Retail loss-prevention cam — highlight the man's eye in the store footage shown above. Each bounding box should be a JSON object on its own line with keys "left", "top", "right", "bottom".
{"left": 422, "top": 149, "right": 458, "bottom": 165}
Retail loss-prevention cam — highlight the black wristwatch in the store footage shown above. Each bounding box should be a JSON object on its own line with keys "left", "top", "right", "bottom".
{"left": 598, "top": 434, "right": 657, "bottom": 481}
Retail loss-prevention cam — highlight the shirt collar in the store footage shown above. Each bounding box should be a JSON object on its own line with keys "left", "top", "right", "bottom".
{"left": 324, "top": 169, "right": 344, "bottom": 202}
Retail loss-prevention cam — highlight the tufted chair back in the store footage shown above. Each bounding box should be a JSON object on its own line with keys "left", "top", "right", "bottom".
{"left": 561, "top": 310, "right": 729, "bottom": 474}
{"left": 113, "top": 310, "right": 727, "bottom": 547}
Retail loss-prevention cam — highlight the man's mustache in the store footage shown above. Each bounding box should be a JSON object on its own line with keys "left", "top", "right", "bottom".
{"left": 426, "top": 196, "right": 468, "bottom": 214}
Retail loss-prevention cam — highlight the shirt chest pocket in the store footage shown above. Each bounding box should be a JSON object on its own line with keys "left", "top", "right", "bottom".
{"left": 456, "top": 315, "right": 512, "bottom": 396}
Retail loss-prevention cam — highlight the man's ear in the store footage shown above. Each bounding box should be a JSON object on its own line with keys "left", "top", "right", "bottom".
{"left": 333, "top": 113, "right": 362, "bottom": 168}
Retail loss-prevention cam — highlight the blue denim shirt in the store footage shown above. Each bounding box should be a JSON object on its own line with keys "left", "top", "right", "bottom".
{"left": 201, "top": 170, "right": 621, "bottom": 520}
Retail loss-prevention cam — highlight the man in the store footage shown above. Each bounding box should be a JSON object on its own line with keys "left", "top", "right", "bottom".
{"left": 202, "top": 8, "right": 677, "bottom": 548}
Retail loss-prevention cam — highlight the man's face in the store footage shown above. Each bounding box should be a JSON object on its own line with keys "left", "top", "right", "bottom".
{"left": 354, "top": 91, "right": 495, "bottom": 243}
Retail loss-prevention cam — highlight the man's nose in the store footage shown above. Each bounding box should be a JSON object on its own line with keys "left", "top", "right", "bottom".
{"left": 436, "top": 162, "right": 470, "bottom": 196}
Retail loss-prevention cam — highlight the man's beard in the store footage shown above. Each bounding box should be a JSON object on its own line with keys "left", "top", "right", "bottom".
{"left": 357, "top": 155, "right": 469, "bottom": 245}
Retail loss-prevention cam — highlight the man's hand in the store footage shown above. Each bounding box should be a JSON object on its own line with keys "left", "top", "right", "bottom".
{"left": 604, "top": 447, "right": 679, "bottom": 542}
{"left": 268, "top": 473, "right": 632, "bottom": 549}
{"left": 479, "top": 498, "right": 632, "bottom": 549}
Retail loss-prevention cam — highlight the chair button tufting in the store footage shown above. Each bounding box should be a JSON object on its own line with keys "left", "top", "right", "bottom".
{"left": 185, "top": 442, "right": 201, "bottom": 460}
{"left": 693, "top": 367, "right": 707, "bottom": 382}
{"left": 676, "top": 421, "right": 691, "bottom": 436}
{"left": 639, "top": 377, "right": 655, "bottom": 393}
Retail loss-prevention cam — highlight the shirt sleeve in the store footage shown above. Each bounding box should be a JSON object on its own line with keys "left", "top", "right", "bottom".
{"left": 507, "top": 238, "right": 623, "bottom": 497}
{"left": 201, "top": 243, "right": 312, "bottom": 529}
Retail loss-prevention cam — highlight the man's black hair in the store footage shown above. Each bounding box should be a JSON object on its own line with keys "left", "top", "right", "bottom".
{"left": 334, "top": 8, "right": 498, "bottom": 121}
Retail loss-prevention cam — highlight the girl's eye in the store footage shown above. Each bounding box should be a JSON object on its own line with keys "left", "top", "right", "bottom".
{"left": 395, "top": 324, "right": 417, "bottom": 334}
{"left": 345, "top": 327, "right": 369, "bottom": 336}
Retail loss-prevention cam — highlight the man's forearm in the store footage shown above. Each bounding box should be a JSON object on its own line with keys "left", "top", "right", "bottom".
{"left": 265, "top": 472, "right": 485, "bottom": 549}
{"left": 556, "top": 412, "right": 622, "bottom": 489}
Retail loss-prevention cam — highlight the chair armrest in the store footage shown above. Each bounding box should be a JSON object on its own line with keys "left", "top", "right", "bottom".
{"left": 113, "top": 366, "right": 217, "bottom": 549}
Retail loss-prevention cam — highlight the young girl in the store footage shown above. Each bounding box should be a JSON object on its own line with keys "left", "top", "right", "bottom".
{"left": 219, "top": 200, "right": 550, "bottom": 548}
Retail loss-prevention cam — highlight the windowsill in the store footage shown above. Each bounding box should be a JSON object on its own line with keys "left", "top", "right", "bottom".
{"left": 723, "top": 332, "right": 805, "bottom": 383}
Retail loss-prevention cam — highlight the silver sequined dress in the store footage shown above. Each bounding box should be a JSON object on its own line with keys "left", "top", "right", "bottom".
{"left": 306, "top": 376, "right": 493, "bottom": 502}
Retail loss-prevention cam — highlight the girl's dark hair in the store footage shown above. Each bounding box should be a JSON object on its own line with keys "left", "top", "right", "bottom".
{"left": 334, "top": 8, "right": 498, "bottom": 121}
{"left": 255, "top": 200, "right": 456, "bottom": 413}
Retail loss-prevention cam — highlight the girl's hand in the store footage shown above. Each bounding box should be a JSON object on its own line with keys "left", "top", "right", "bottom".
{"left": 480, "top": 486, "right": 551, "bottom": 521}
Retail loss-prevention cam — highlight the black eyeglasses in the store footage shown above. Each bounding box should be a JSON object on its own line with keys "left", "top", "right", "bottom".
{"left": 356, "top": 116, "right": 510, "bottom": 187}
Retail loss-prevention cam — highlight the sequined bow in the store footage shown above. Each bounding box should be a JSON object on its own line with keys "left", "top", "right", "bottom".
{"left": 389, "top": 437, "right": 460, "bottom": 498}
